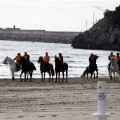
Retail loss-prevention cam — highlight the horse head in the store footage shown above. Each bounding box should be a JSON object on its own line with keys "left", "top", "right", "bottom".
{"left": 4, "top": 56, "right": 13, "bottom": 64}
{"left": 4, "top": 56, "right": 8, "bottom": 64}
{"left": 38, "top": 56, "right": 43, "bottom": 63}
{"left": 55, "top": 55, "right": 59, "bottom": 65}
{"left": 110, "top": 57, "right": 116, "bottom": 64}
{"left": 94, "top": 55, "right": 99, "bottom": 59}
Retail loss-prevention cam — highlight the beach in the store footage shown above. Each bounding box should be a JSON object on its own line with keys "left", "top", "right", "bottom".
{"left": 0, "top": 77, "right": 120, "bottom": 120}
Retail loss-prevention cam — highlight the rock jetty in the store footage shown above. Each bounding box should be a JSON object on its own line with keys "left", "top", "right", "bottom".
{"left": 0, "top": 29, "right": 79, "bottom": 44}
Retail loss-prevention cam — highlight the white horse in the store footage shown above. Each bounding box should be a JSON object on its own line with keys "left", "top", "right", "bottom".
{"left": 4, "top": 56, "right": 21, "bottom": 81}
{"left": 108, "top": 57, "right": 120, "bottom": 82}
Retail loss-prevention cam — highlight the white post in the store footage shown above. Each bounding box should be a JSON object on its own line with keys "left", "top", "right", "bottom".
{"left": 93, "top": 81, "right": 110, "bottom": 120}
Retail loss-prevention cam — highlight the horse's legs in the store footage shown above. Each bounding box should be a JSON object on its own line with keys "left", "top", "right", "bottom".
{"left": 55, "top": 72, "right": 57, "bottom": 83}
{"left": 24, "top": 72, "right": 26, "bottom": 82}
{"left": 59, "top": 72, "right": 60, "bottom": 83}
{"left": 90, "top": 73, "right": 92, "bottom": 79}
{"left": 41, "top": 72, "right": 43, "bottom": 82}
{"left": 96, "top": 71, "right": 98, "bottom": 78}
{"left": 66, "top": 70, "right": 68, "bottom": 82}
{"left": 109, "top": 70, "right": 112, "bottom": 80}
{"left": 94, "top": 73, "right": 95, "bottom": 79}
{"left": 20, "top": 71, "right": 23, "bottom": 82}
{"left": 113, "top": 72, "right": 115, "bottom": 82}
{"left": 62, "top": 71, "right": 64, "bottom": 82}
{"left": 44, "top": 72, "right": 45, "bottom": 82}
{"left": 48, "top": 72, "right": 51, "bottom": 82}
{"left": 29, "top": 71, "right": 32, "bottom": 82}
{"left": 11, "top": 71, "right": 14, "bottom": 81}
{"left": 30, "top": 70, "right": 33, "bottom": 82}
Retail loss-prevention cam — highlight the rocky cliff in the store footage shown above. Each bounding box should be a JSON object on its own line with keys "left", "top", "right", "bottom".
{"left": 72, "top": 6, "right": 120, "bottom": 50}
{"left": 0, "top": 29, "right": 79, "bottom": 44}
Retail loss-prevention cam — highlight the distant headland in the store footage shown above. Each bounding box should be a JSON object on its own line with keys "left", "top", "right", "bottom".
{"left": 0, "top": 26, "right": 80, "bottom": 44}
{"left": 72, "top": 5, "right": 120, "bottom": 50}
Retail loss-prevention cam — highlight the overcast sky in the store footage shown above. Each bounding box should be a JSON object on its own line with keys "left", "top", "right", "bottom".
{"left": 0, "top": 0, "right": 119, "bottom": 31}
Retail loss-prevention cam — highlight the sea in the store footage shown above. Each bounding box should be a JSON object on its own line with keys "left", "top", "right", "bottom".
{"left": 0, "top": 40, "right": 119, "bottom": 79}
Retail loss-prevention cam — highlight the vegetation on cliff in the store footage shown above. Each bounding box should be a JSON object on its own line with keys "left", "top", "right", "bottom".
{"left": 72, "top": 5, "right": 120, "bottom": 50}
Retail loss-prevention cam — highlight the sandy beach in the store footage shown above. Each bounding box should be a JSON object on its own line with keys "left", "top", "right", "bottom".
{"left": 0, "top": 77, "right": 120, "bottom": 120}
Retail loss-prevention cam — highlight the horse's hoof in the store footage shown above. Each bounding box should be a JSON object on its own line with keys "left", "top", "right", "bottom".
{"left": 12, "top": 77, "right": 14, "bottom": 81}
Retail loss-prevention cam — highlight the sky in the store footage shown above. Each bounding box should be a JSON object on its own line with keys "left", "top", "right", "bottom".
{"left": 0, "top": 0, "right": 120, "bottom": 32}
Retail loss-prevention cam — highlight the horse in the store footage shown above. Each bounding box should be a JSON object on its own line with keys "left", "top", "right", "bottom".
{"left": 20, "top": 57, "right": 36, "bottom": 82}
{"left": 108, "top": 57, "right": 120, "bottom": 82}
{"left": 81, "top": 55, "right": 98, "bottom": 79}
{"left": 55, "top": 56, "right": 68, "bottom": 83}
{"left": 38, "top": 56, "right": 54, "bottom": 82}
{"left": 4, "top": 56, "right": 21, "bottom": 81}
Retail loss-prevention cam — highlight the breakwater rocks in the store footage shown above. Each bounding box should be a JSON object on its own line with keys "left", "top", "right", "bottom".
{"left": 72, "top": 18, "right": 120, "bottom": 50}
{"left": 0, "top": 29, "right": 79, "bottom": 44}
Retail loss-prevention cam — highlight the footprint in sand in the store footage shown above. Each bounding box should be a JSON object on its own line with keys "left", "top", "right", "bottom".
{"left": 17, "top": 115, "right": 24, "bottom": 118}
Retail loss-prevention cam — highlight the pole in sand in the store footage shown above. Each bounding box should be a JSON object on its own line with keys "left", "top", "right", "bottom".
{"left": 93, "top": 81, "right": 110, "bottom": 120}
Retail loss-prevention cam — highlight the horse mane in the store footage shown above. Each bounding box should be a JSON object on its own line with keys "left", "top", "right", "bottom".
{"left": 6, "top": 56, "right": 14, "bottom": 63}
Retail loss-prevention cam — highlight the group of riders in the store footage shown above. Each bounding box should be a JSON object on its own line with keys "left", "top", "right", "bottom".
{"left": 13, "top": 51, "right": 120, "bottom": 74}
{"left": 13, "top": 52, "right": 30, "bottom": 70}
{"left": 108, "top": 52, "right": 120, "bottom": 70}
{"left": 14, "top": 52, "right": 63, "bottom": 70}
{"left": 86, "top": 52, "right": 120, "bottom": 71}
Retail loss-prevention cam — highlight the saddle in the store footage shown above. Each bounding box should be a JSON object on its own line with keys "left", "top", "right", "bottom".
{"left": 16, "top": 63, "right": 22, "bottom": 71}
{"left": 89, "top": 63, "right": 97, "bottom": 72}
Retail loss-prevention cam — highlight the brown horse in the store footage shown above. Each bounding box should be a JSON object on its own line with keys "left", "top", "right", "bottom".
{"left": 55, "top": 56, "right": 68, "bottom": 83}
{"left": 38, "top": 56, "right": 54, "bottom": 82}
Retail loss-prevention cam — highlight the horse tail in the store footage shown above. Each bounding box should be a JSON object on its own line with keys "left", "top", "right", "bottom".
{"left": 31, "top": 62, "right": 36, "bottom": 70}
{"left": 33, "top": 64, "right": 36, "bottom": 70}
{"left": 81, "top": 67, "right": 87, "bottom": 77}
{"left": 66, "top": 63, "right": 68, "bottom": 77}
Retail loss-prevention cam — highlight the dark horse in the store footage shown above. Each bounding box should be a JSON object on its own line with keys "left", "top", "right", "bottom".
{"left": 81, "top": 55, "right": 98, "bottom": 79}
{"left": 20, "top": 57, "right": 36, "bottom": 82}
{"left": 55, "top": 56, "right": 68, "bottom": 83}
{"left": 38, "top": 56, "right": 54, "bottom": 82}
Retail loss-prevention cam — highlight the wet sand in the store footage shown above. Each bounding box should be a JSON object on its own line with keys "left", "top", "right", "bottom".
{"left": 0, "top": 77, "right": 120, "bottom": 120}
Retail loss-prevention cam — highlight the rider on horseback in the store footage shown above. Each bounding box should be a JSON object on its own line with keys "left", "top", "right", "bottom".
{"left": 23, "top": 52, "right": 30, "bottom": 67}
{"left": 43, "top": 52, "right": 50, "bottom": 71}
{"left": 89, "top": 53, "right": 97, "bottom": 70}
{"left": 108, "top": 52, "right": 115, "bottom": 70}
{"left": 81, "top": 53, "right": 98, "bottom": 78}
{"left": 116, "top": 53, "right": 120, "bottom": 70}
{"left": 58, "top": 53, "right": 63, "bottom": 68}
{"left": 23, "top": 52, "right": 30, "bottom": 62}
{"left": 13, "top": 53, "right": 22, "bottom": 70}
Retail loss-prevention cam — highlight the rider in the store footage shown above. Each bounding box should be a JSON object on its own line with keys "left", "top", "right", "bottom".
{"left": 13, "top": 53, "right": 22, "bottom": 70}
{"left": 89, "top": 53, "right": 95, "bottom": 65}
{"left": 43, "top": 52, "right": 50, "bottom": 70}
{"left": 108, "top": 52, "right": 115, "bottom": 70}
{"left": 116, "top": 53, "right": 120, "bottom": 69}
{"left": 58, "top": 53, "right": 63, "bottom": 67}
{"left": 108, "top": 52, "right": 115, "bottom": 61}
{"left": 81, "top": 53, "right": 97, "bottom": 77}
{"left": 89, "top": 53, "right": 97, "bottom": 70}
{"left": 23, "top": 52, "right": 30, "bottom": 62}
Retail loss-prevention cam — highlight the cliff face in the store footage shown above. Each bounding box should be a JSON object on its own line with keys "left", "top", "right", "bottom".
{"left": 72, "top": 18, "right": 120, "bottom": 50}
{"left": 0, "top": 30, "right": 79, "bottom": 44}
